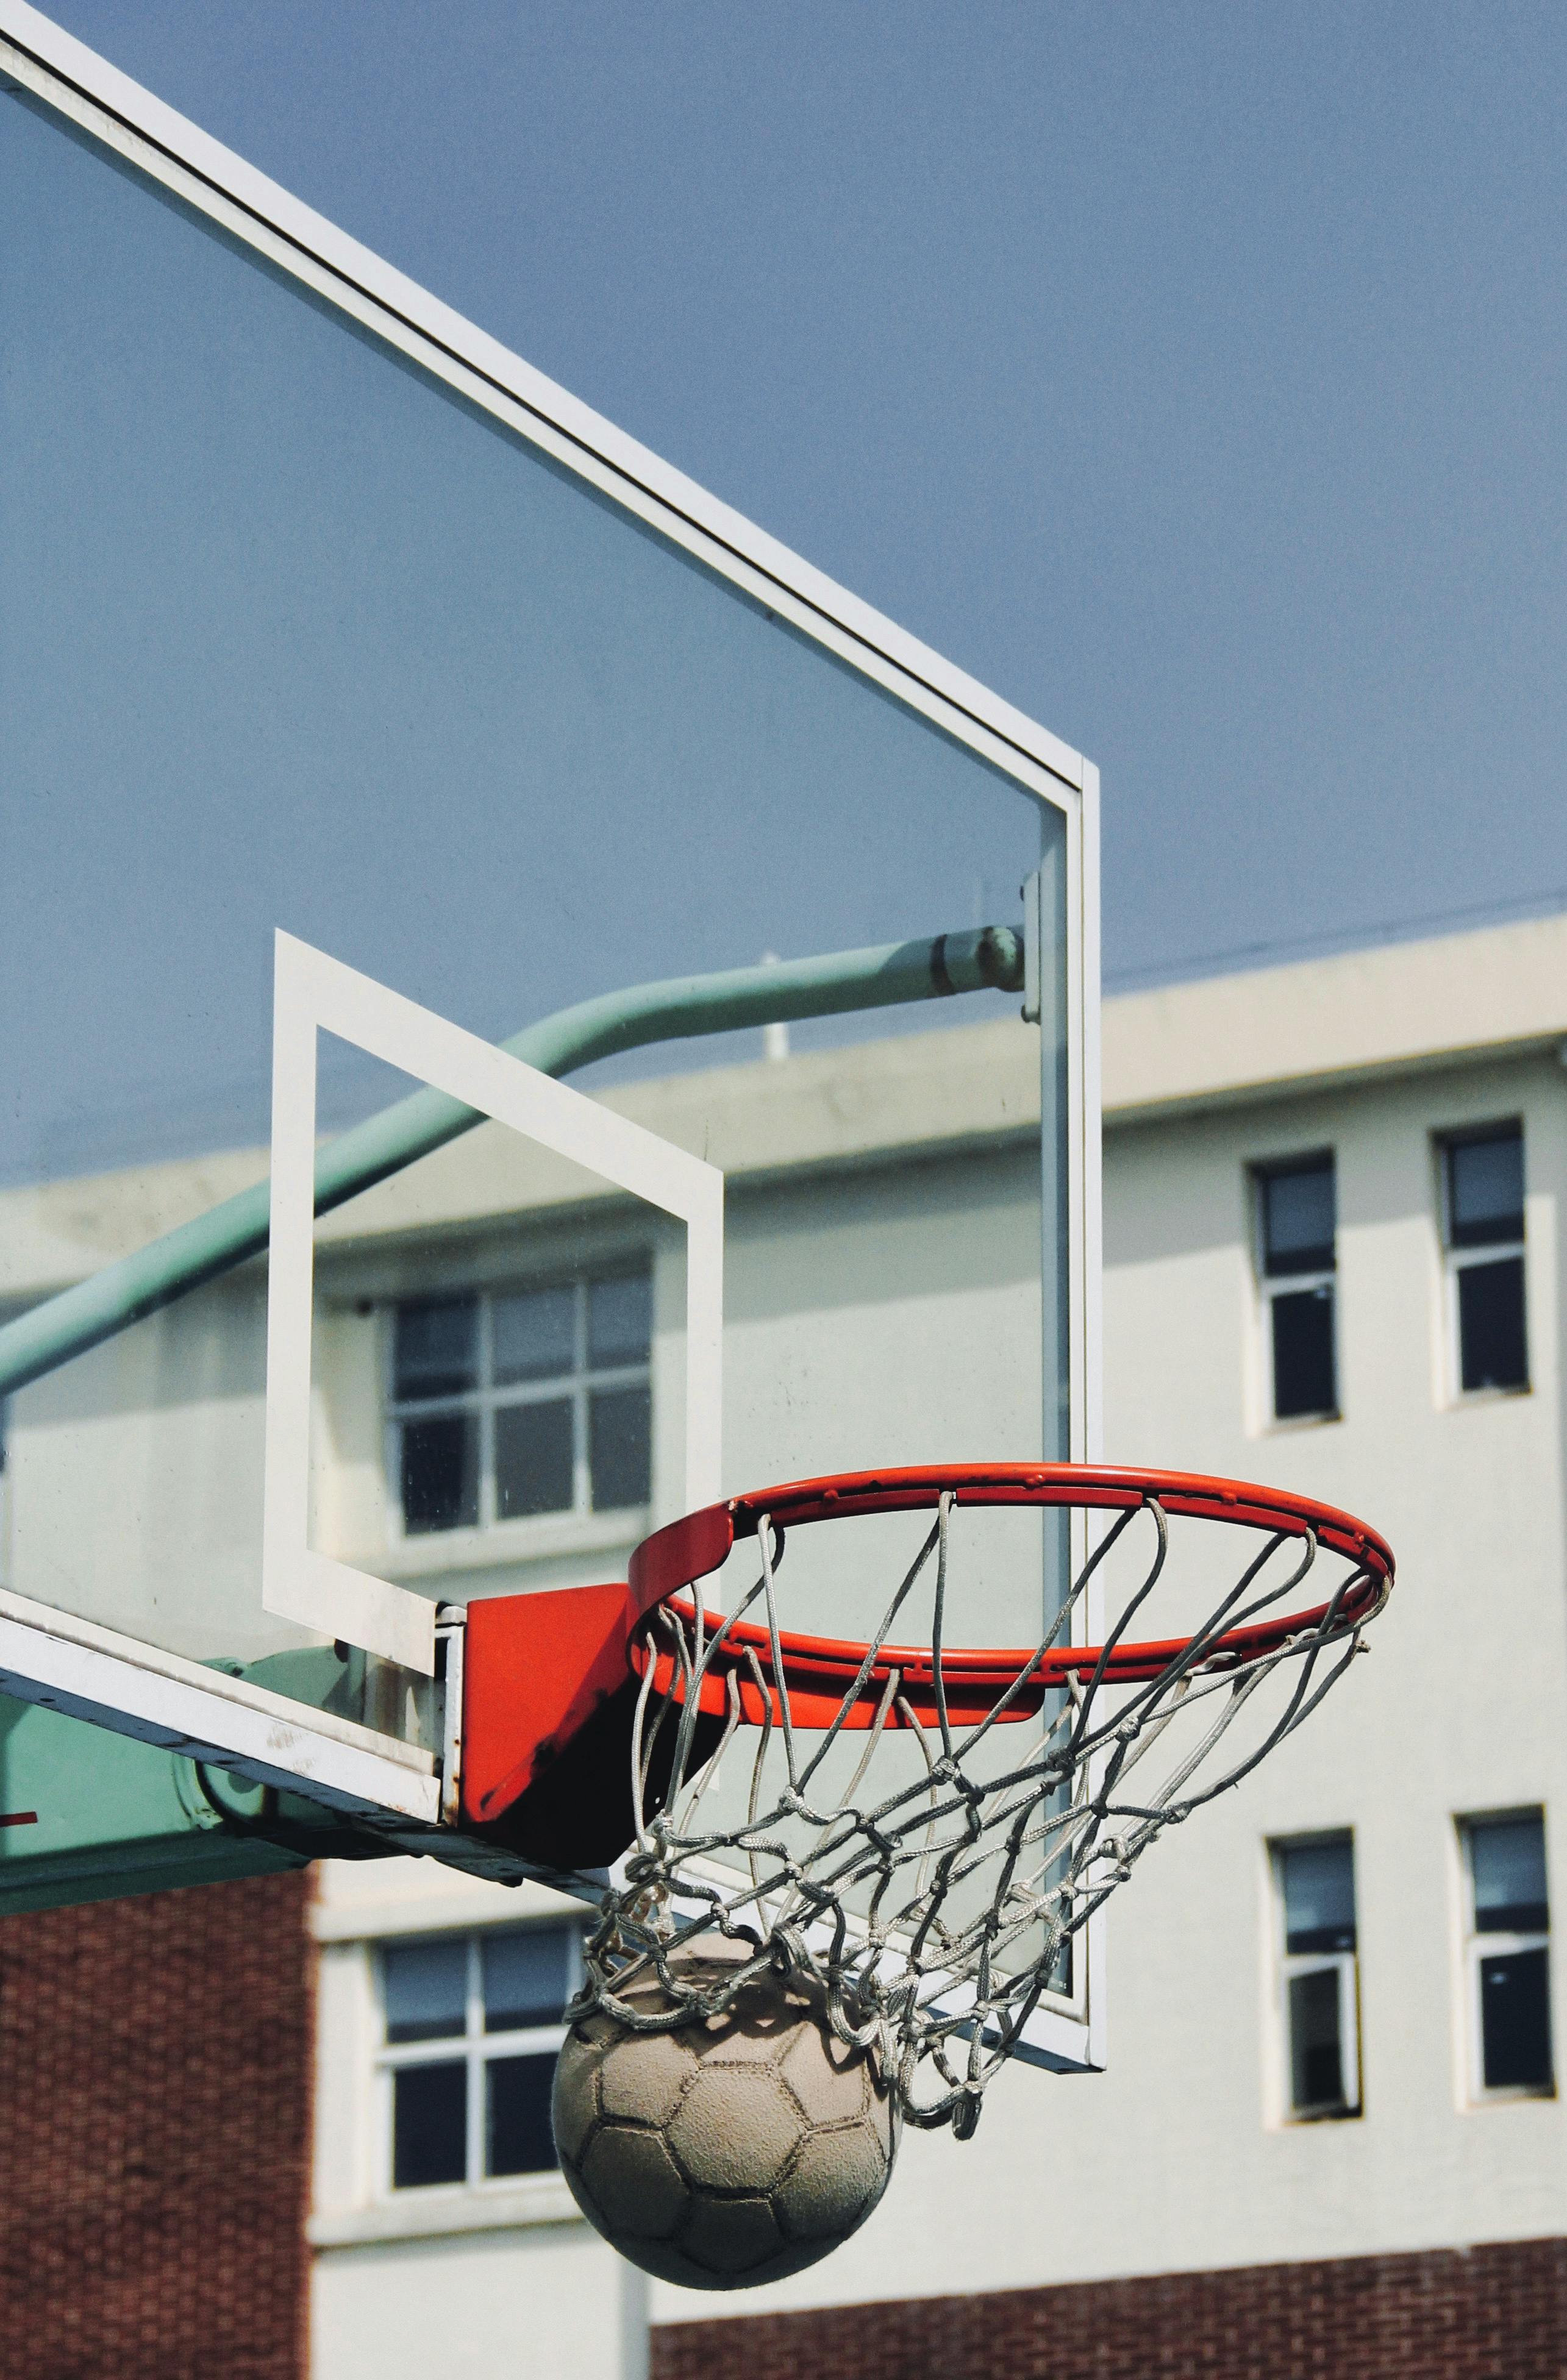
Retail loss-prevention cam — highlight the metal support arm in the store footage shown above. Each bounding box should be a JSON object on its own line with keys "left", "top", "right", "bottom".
{"left": 0, "top": 923, "right": 1023, "bottom": 1917}
{"left": 0, "top": 925, "right": 1021, "bottom": 1402}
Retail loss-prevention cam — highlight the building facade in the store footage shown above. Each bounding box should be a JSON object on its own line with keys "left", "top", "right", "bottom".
{"left": 4, "top": 912, "right": 1567, "bottom": 2376}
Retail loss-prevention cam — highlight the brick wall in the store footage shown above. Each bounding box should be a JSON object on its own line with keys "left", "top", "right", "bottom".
{"left": 651, "top": 2237, "right": 1567, "bottom": 2380}
{"left": 0, "top": 1870, "right": 315, "bottom": 2380}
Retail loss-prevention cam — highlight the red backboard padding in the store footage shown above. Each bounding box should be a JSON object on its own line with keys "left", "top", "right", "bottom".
{"left": 462, "top": 1583, "right": 639, "bottom": 1831}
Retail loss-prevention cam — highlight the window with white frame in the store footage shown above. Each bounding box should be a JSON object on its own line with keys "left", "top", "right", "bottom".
{"left": 1254, "top": 1155, "right": 1338, "bottom": 1423}
{"left": 1440, "top": 1126, "right": 1527, "bottom": 1397}
{"left": 1462, "top": 1811, "right": 1553, "bottom": 2101}
{"left": 1273, "top": 1834, "right": 1360, "bottom": 2120}
{"left": 377, "top": 1923, "right": 581, "bottom": 2191}
{"left": 388, "top": 1272, "right": 652, "bottom": 1537}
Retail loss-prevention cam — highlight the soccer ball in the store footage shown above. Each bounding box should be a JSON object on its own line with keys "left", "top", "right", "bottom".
{"left": 552, "top": 1940, "right": 899, "bottom": 2290}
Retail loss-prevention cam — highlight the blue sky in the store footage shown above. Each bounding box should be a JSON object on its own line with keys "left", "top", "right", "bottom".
{"left": 9, "top": 2, "right": 1567, "bottom": 1171}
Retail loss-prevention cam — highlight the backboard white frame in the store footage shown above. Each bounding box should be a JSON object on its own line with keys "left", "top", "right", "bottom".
{"left": 263, "top": 933, "right": 724, "bottom": 1676}
{"left": 0, "top": 10, "right": 1104, "bottom": 2064}
{"left": 0, "top": 0, "right": 1098, "bottom": 1475}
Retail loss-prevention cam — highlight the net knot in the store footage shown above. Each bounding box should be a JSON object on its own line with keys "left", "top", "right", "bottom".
{"left": 951, "top": 2089, "right": 983, "bottom": 2142}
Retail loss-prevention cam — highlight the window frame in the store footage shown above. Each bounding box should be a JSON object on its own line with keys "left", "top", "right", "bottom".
{"left": 1437, "top": 1124, "right": 1529, "bottom": 1403}
{"left": 1269, "top": 1832, "right": 1362, "bottom": 2124}
{"left": 375, "top": 1922, "right": 583, "bottom": 2198}
{"left": 1251, "top": 1153, "right": 1340, "bottom": 1429}
{"left": 1458, "top": 1809, "right": 1554, "bottom": 2107}
{"left": 383, "top": 1270, "right": 653, "bottom": 1546}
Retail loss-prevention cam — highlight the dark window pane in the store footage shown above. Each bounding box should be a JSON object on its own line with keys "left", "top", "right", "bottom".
{"left": 487, "top": 2052, "right": 560, "bottom": 2176}
{"left": 1457, "top": 1257, "right": 1527, "bottom": 1393}
{"left": 394, "top": 1296, "right": 478, "bottom": 1400}
{"left": 384, "top": 1938, "right": 468, "bottom": 2042}
{"left": 1473, "top": 1816, "right": 1549, "bottom": 1935}
{"left": 590, "top": 1383, "right": 651, "bottom": 1510}
{"left": 1447, "top": 1133, "right": 1524, "bottom": 1249}
{"left": 1261, "top": 1162, "right": 1335, "bottom": 1277}
{"left": 588, "top": 1274, "right": 652, "bottom": 1367}
{"left": 401, "top": 1414, "right": 478, "bottom": 1533}
{"left": 1288, "top": 1966, "right": 1347, "bottom": 2112}
{"left": 493, "top": 1286, "right": 576, "bottom": 1386}
{"left": 1271, "top": 1286, "right": 1336, "bottom": 1419}
{"left": 1282, "top": 1839, "right": 1357, "bottom": 1954}
{"left": 494, "top": 1398, "right": 574, "bottom": 1519}
{"left": 392, "top": 2061, "right": 468, "bottom": 2187}
{"left": 1480, "top": 1947, "right": 1554, "bottom": 2092}
{"left": 484, "top": 1927, "right": 573, "bottom": 2032}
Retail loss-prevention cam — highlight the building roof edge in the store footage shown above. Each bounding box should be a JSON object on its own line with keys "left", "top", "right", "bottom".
{"left": 1103, "top": 910, "right": 1567, "bottom": 1123}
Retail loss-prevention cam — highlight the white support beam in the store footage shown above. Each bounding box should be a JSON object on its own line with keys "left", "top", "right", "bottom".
{"left": 0, "top": 1585, "right": 440, "bottom": 1823}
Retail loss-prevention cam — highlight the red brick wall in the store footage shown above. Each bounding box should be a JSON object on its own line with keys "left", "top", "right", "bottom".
{"left": 0, "top": 1870, "right": 315, "bottom": 2380}
{"left": 652, "top": 2237, "right": 1567, "bottom": 2380}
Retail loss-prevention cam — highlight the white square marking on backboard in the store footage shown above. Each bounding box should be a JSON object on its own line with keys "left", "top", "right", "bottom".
{"left": 263, "top": 933, "right": 724, "bottom": 1675}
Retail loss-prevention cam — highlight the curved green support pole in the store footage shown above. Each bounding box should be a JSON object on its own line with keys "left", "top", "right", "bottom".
{"left": 0, "top": 925, "right": 1021, "bottom": 1402}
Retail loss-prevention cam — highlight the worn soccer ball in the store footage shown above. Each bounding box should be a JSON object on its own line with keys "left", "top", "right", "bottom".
{"left": 552, "top": 1940, "right": 899, "bottom": 2290}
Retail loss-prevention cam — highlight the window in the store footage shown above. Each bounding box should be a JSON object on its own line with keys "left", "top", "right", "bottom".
{"left": 388, "top": 1273, "right": 652, "bottom": 1536}
{"left": 1462, "top": 1812, "right": 1553, "bottom": 2100}
{"left": 378, "top": 1923, "right": 580, "bottom": 2190}
{"left": 1273, "top": 1835, "right": 1360, "bottom": 2119}
{"left": 1440, "top": 1127, "right": 1527, "bottom": 1396}
{"left": 1254, "top": 1156, "right": 1338, "bottom": 1422}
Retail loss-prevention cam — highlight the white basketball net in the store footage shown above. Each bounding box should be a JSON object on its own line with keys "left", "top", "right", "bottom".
{"left": 573, "top": 1491, "right": 1388, "bottom": 2137}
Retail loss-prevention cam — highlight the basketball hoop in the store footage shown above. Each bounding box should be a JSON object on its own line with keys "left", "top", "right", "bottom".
{"left": 570, "top": 1463, "right": 1394, "bottom": 2139}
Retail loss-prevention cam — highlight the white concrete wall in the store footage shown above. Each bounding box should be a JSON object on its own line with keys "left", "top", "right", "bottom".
{"left": 302, "top": 1139, "right": 1051, "bottom": 2379}
{"left": 1, "top": 1272, "right": 285, "bottom": 1662}
{"left": 303, "top": 1028, "right": 1567, "bottom": 2374}
{"left": 310, "top": 1858, "right": 638, "bottom": 2380}
{"left": 312, "top": 2228, "right": 628, "bottom": 2380}
{"left": 632, "top": 1043, "right": 1567, "bottom": 2332}
{"left": 9, "top": 917, "right": 1567, "bottom": 2367}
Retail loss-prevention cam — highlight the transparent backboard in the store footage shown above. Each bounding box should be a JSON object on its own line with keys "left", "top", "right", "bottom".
{"left": 0, "top": 5, "right": 1098, "bottom": 2050}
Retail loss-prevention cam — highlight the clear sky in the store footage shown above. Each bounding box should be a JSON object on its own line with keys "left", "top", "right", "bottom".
{"left": 9, "top": 2, "right": 1567, "bottom": 1172}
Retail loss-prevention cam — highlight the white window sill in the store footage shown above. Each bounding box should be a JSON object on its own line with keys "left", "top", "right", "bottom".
{"left": 360, "top": 1505, "right": 648, "bottom": 1582}
{"left": 312, "top": 1869, "right": 587, "bottom": 1943}
{"left": 310, "top": 2174, "right": 583, "bottom": 2247}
